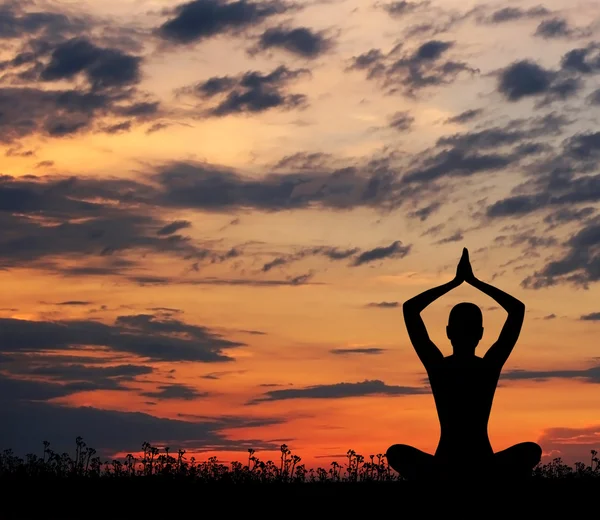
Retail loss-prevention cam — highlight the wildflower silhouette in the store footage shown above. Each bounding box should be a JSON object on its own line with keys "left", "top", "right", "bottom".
{"left": 0, "top": 437, "right": 598, "bottom": 482}
{"left": 386, "top": 248, "right": 542, "bottom": 481}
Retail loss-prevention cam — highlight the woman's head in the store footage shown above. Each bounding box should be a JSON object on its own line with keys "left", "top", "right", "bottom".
{"left": 446, "top": 302, "right": 484, "bottom": 354}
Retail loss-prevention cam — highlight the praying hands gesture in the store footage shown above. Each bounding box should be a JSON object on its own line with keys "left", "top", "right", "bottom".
{"left": 454, "top": 248, "right": 476, "bottom": 285}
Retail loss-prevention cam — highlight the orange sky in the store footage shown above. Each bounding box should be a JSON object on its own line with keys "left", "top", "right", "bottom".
{"left": 1, "top": 0, "right": 600, "bottom": 471}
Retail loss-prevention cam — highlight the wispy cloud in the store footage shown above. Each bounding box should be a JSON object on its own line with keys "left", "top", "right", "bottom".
{"left": 247, "top": 379, "right": 427, "bottom": 404}
{"left": 329, "top": 348, "right": 387, "bottom": 355}
{"left": 156, "top": 0, "right": 291, "bottom": 45}
{"left": 365, "top": 301, "right": 399, "bottom": 308}
{"left": 0, "top": 313, "right": 245, "bottom": 362}
{"left": 503, "top": 364, "right": 600, "bottom": 384}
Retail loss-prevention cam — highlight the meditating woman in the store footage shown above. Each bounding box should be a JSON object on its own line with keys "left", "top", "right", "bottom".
{"left": 386, "top": 248, "right": 542, "bottom": 480}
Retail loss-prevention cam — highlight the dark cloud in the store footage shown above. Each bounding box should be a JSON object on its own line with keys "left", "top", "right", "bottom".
{"left": 247, "top": 379, "right": 427, "bottom": 404}
{"left": 445, "top": 108, "right": 484, "bottom": 124}
{"left": 437, "top": 127, "right": 528, "bottom": 149}
{"left": 329, "top": 348, "right": 386, "bottom": 356}
{"left": 348, "top": 48, "right": 385, "bottom": 77}
{"left": 272, "top": 151, "right": 334, "bottom": 171}
{"left": 404, "top": 113, "right": 569, "bottom": 185}
{"left": 146, "top": 121, "right": 171, "bottom": 134}
{"left": 414, "top": 40, "right": 452, "bottom": 60}
{"left": 151, "top": 160, "right": 404, "bottom": 212}
{"left": 379, "top": 1, "right": 429, "bottom": 17}
{"left": 365, "top": 301, "right": 399, "bottom": 308}
{"left": 179, "top": 65, "right": 310, "bottom": 117}
{"left": 0, "top": 313, "right": 244, "bottom": 362}
{"left": 348, "top": 40, "right": 477, "bottom": 97}
{"left": 200, "top": 369, "right": 247, "bottom": 380}
{"left": 566, "top": 132, "right": 600, "bottom": 160}
{"left": 0, "top": 398, "right": 284, "bottom": 458}
{"left": 487, "top": 194, "right": 549, "bottom": 219}
{"left": 0, "top": 372, "right": 102, "bottom": 401}
{"left": 561, "top": 43, "right": 600, "bottom": 75}
{"left": 483, "top": 125, "right": 600, "bottom": 281}
{"left": 588, "top": 88, "right": 600, "bottom": 105}
{"left": 157, "top": 0, "right": 290, "bottom": 45}
{"left": 509, "top": 230, "right": 557, "bottom": 250}
{"left": 480, "top": 6, "right": 552, "bottom": 24}
{"left": 36, "top": 160, "right": 54, "bottom": 168}
{"left": 543, "top": 207, "right": 596, "bottom": 228}
{"left": 253, "top": 26, "right": 334, "bottom": 58}
{"left": 56, "top": 300, "right": 93, "bottom": 306}
{"left": 1, "top": 357, "right": 153, "bottom": 395}
{"left": 408, "top": 201, "right": 441, "bottom": 221}
{"left": 128, "top": 273, "right": 322, "bottom": 287}
{"left": 157, "top": 220, "right": 192, "bottom": 236}
{"left": 261, "top": 245, "right": 360, "bottom": 272}
{"left": 0, "top": 30, "right": 161, "bottom": 142}
{"left": 389, "top": 111, "right": 415, "bottom": 132}
{"left": 401, "top": 7, "right": 472, "bottom": 39}
{"left": 148, "top": 307, "right": 183, "bottom": 314}
{"left": 5, "top": 146, "right": 35, "bottom": 157}
{"left": 0, "top": 1, "right": 165, "bottom": 144}
{"left": 580, "top": 312, "right": 600, "bottom": 321}
{"left": 534, "top": 17, "right": 570, "bottom": 38}
{"left": 261, "top": 257, "right": 287, "bottom": 271}
{"left": 497, "top": 44, "right": 600, "bottom": 107}
{"left": 352, "top": 241, "right": 411, "bottom": 266}
{"left": 0, "top": 3, "right": 89, "bottom": 42}
{"left": 32, "top": 361, "right": 152, "bottom": 379}
{"left": 0, "top": 174, "right": 242, "bottom": 274}
{"left": 436, "top": 231, "right": 463, "bottom": 244}
{"left": 102, "top": 121, "right": 132, "bottom": 134}
{"left": 502, "top": 365, "right": 600, "bottom": 384}
{"left": 288, "top": 272, "right": 314, "bottom": 285}
{"left": 40, "top": 37, "right": 141, "bottom": 89}
{"left": 330, "top": 347, "right": 387, "bottom": 354}
{"left": 141, "top": 383, "right": 209, "bottom": 400}
{"left": 521, "top": 219, "right": 600, "bottom": 289}
{"left": 116, "top": 102, "right": 160, "bottom": 117}
{"left": 497, "top": 60, "right": 580, "bottom": 104}
{"left": 403, "top": 149, "right": 510, "bottom": 184}
{"left": 0, "top": 87, "right": 151, "bottom": 142}
{"left": 533, "top": 17, "right": 589, "bottom": 40}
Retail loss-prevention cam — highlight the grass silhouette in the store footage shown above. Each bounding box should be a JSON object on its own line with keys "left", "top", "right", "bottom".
{"left": 1, "top": 438, "right": 598, "bottom": 519}
{"left": 1, "top": 437, "right": 598, "bottom": 482}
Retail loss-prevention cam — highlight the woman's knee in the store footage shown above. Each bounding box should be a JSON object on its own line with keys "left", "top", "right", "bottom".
{"left": 386, "top": 444, "right": 414, "bottom": 461}
{"left": 496, "top": 441, "right": 542, "bottom": 468}
{"left": 525, "top": 442, "right": 542, "bottom": 465}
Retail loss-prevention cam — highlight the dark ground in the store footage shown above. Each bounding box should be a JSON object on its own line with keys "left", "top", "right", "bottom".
{"left": 1, "top": 478, "right": 597, "bottom": 517}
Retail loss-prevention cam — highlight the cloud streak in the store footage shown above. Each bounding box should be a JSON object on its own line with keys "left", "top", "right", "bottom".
{"left": 156, "top": 0, "right": 290, "bottom": 45}
{"left": 348, "top": 39, "right": 478, "bottom": 97}
{"left": 0, "top": 399, "right": 285, "bottom": 457}
{"left": 247, "top": 379, "right": 427, "bottom": 404}
{"left": 0, "top": 313, "right": 245, "bottom": 362}
{"left": 179, "top": 66, "right": 310, "bottom": 117}
{"left": 503, "top": 365, "right": 600, "bottom": 384}
{"left": 253, "top": 25, "right": 334, "bottom": 58}
{"left": 329, "top": 348, "right": 387, "bottom": 355}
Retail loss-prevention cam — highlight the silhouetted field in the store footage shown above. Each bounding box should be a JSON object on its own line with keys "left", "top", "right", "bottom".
{"left": 1, "top": 437, "right": 598, "bottom": 516}
{"left": 1, "top": 437, "right": 599, "bottom": 481}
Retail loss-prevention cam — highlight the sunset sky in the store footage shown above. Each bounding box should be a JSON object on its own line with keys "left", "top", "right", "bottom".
{"left": 1, "top": 0, "right": 600, "bottom": 471}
